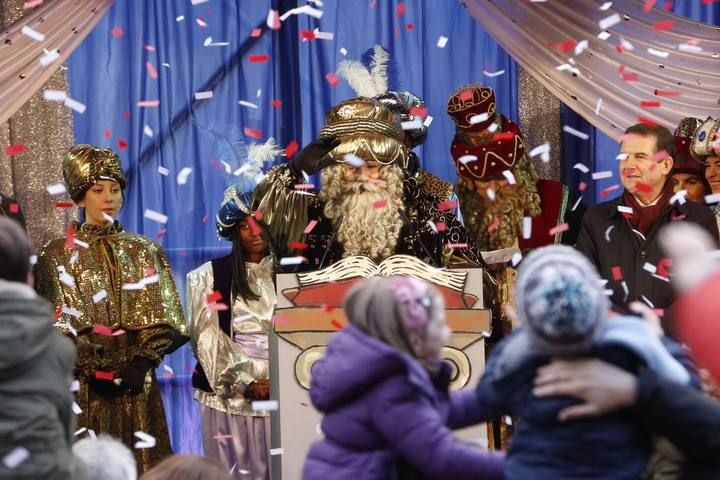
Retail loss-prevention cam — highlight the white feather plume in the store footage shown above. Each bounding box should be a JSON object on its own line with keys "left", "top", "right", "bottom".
{"left": 336, "top": 60, "right": 382, "bottom": 97}
{"left": 369, "top": 45, "right": 389, "bottom": 95}
{"left": 247, "top": 137, "right": 284, "bottom": 165}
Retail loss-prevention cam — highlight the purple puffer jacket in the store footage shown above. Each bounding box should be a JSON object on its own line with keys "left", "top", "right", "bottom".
{"left": 302, "top": 324, "right": 505, "bottom": 480}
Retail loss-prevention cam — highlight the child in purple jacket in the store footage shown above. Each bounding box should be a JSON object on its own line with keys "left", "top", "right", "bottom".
{"left": 302, "top": 276, "right": 505, "bottom": 480}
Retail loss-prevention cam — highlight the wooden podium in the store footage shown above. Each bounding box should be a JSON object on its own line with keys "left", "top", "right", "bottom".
{"left": 268, "top": 257, "right": 491, "bottom": 479}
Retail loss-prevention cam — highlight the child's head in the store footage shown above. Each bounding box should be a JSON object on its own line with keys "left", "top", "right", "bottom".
{"left": 515, "top": 245, "right": 608, "bottom": 355}
{"left": 344, "top": 276, "right": 449, "bottom": 360}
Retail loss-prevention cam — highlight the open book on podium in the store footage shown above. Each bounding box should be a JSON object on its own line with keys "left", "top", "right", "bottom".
{"left": 268, "top": 255, "right": 492, "bottom": 479}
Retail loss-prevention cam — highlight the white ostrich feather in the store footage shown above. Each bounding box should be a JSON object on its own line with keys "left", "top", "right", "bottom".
{"left": 369, "top": 45, "right": 389, "bottom": 95}
{"left": 336, "top": 60, "right": 382, "bottom": 97}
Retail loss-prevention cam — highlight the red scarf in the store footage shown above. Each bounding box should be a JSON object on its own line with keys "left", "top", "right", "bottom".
{"left": 621, "top": 180, "right": 675, "bottom": 236}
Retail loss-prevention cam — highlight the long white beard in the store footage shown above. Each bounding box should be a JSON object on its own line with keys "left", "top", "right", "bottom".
{"left": 321, "top": 165, "right": 405, "bottom": 262}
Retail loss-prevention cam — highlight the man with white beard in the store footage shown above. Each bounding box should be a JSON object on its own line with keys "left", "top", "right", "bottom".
{"left": 251, "top": 96, "right": 486, "bottom": 272}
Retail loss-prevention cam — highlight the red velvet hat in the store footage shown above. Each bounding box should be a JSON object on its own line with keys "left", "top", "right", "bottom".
{"left": 447, "top": 84, "right": 525, "bottom": 181}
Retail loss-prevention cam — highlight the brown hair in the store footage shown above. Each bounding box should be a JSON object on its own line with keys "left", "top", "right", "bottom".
{"left": 0, "top": 217, "right": 30, "bottom": 283}
{"left": 624, "top": 123, "right": 677, "bottom": 159}
{"left": 140, "top": 455, "right": 231, "bottom": 480}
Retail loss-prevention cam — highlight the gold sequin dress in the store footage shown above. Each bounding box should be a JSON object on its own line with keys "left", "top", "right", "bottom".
{"left": 35, "top": 221, "right": 186, "bottom": 474}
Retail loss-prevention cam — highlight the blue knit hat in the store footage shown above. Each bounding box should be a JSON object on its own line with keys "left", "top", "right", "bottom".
{"left": 515, "top": 245, "right": 608, "bottom": 354}
{"left": 215, "top": 184, "right": 252, "bottom": 241}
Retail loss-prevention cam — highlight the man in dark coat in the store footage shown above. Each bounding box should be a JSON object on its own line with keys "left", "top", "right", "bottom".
{"left": 0, "top": 217, "right": 86, "bottom": 479}
{"left": 575, "top": 123, "right": 718, "bottom": 316}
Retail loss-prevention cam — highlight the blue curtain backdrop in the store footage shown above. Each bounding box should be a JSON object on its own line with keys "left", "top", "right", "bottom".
{"left": 66, "top": 0, "right": 719, "bottom": 456}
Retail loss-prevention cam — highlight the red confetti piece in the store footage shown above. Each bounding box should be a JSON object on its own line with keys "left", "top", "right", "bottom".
{"left": 492, "top": 132, "right": 515, "bottom": 141}
{"left": 409, "top": 106, "right": 428, "bottom": 118}
{"left": 56, "top": 202, "right": 74, "bottom": 208}
{"left": 622, "top": 73, "right": 639, "bottom": 82}
{"left": 4, "top": 144, "right": 25, "bottom": 156}
{"left": 458, "top": 89, "right": 474, "bottom": 102}
{"left": 616, "top": 45, "right": 626, "bottom": 54}
{"left": 271, "top": 99, "right": 282, "bottom": 108}
{"left": 654, "top": 90, "right": 680, "bottom": 97}
{"left": 250, "top": 28, "right": 262, "bottom": 38}
{"left": 578, "top": 181, "right": 588, "bottom": 192}
{"left": 640, "top": 100, "right": 661, "bottom": 108}
{"left": 103, "top": 129, "right": 112, "bottom": 139}
{"left": 54, "top": 306, "right": 62, "bottom": 320}
{"left": 653, "top": 20, "right": 675, "bottom": 31}
{"left": 207, "top": 291, "right": 223, "bottom": 304}
{"left": 95, "top": 371, "right": 115, "bottom": 380}
{"left": 556, "top": 39, "right": 577, "bottom": 53}
{"left": 612, "top": 266, "right": 623, "bottom": 281}
{"left": 618, "top": 65, "right": 626, "bottom": 73}
{"left": 8, "top": 203, "right": 19, "bottom": 214}
{"left": 331, "top": 319, "right": 344, "bottom": 330}
{"left": 642, "top": 0, "right": 656, "bottom": 11}
{"left": 325, "top": 72, "right": 339, "bottom": 87}
{"left": 248, "top": 54, "right": 269, "bottom": 63}
{"left": 638, "top": 117, "right": 658, "bottom": 128}
{"left": 246, "top": 215, "right": 262, "bottom": 235}
{"left": 657, "top": 258, "right": 672, "bottom": 278}
{"left": 436, "top": 222, "right": 447, "bottom": 232}
{"left": 663, "top": 1, "right": 672, "bottom": 10}
{"left": 549, "top": 223, "right": 569, "bottom": 236}
{"left": 303, "top": 220, "right": 318, "bottom": 234}
{"left": 322, "top": 304, "right": 336, "bottom": 313}
{"left": 290, "top": 241, "right": 308, "bottom": 250}
{"left": 285, "top": 140, "right": 299, "bottom": 159}
{"left": 244, "top": 127, "right": 263, "bottom": 139}
{"left": 144, "top": 267, "right": 155, "bottom": 277}
{"left": 406, "top": 23, "right": 414, "bottom": 30}
{"left": 65, "top": 224, "right": 75, "bottom": 250}
{"left": 92, "top": 324, "right": 113, "bottom": 336}
{"left": 373, "top": 199, "right": 388, "bottom": 209}
{"left": 155, "top": 228, "right": 167, "bottom": 240}
{"left": 146, "top": 62, "right": 158, "bottom": 80}
{"left": 123, "top": 111, "right": 131, "bottom": 120}
{"left": 600, "top": 184, "right": 620, "bottom": 197}
{"left": 397, "top": 2, "right": 405, "bottom": 15}
{"left": 110, "top": 27, "right": 124, "bottom": 38}
{"left": 300, "top": 30, "right": 315, "bottom": 40}
{"left": 143, "top": 43, "right": 156, "bottom": 52}
{"left": 635, "top": 182, "right": 653, "bottom": 193}
{"left": 437, "top": 199, "right": 457, "bottom": 211}
{"left": 702, "top": 0, "right": 720, "bottom": 4}
{"left": 488, "top": 218, "right": 501, "bottom": 233}
{"left": 117, "top": 138, "right": 128, "bottom": 150}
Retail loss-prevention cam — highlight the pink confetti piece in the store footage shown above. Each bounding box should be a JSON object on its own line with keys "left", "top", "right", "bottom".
{"left": 137, "top": 100, "right": 160, "bottom": 107}
{"left": 548, "top": 223, "right": 569, "bottom": 236}
{"left": 437, "top": 199, "right": 458, "bottom": 211}
{"left": 436, "top": 222, "right": 447, "bottom": 232}
{"left": 325, "top": 72, "right": 339, "bottom": 87}
{"left": 640, "top": 100, "right": 661, "bottom": 108}
{"left": 110, "top": 27, "right": 124, "bottom": 38}
{"left": 447, "top": 243, "right": 469, "bottom": 249}
{"left": 111, "top": 329, "right": 126, "bottom": 336}
{"left": 145, "top": 62, "right": 158, "bottom": 80}
{"left": 244, "top": 127, "right": 262, "bottom": 139}
{"left": 92, "top": 324, "right": 113, "bottom": 336}
{"left": 373, "top": 199, "right": 388, "bottom": 209}
{"left": 251, "top": 28, "right": 262, "bottom": 38}
{"left": 207, "top": 303, "right": 229, "bottom": 311}
{"left": 600, "top": 184, "right": 621, "bottom": 197}
{"left": 303, "top": 220, "right": 318, "bottom": 234}
{"left": 272, "top": 315, "right": 290, "bottom": 325}
{"left": 22, "top": 0, "right": 44, "bottom": 9}
{"left": 331, "top": 319, "right": 344, "bottom": 330}
{"left": 488, "top": 217, "right": 501, "bottom": 233}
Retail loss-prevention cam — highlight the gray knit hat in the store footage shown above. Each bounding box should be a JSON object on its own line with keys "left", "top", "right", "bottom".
{"left": 515, "top": 245, "right": 608, "bottom": 354}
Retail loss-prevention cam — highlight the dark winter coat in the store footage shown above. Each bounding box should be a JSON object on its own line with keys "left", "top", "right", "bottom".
{"left": 0, "top": 281, "right": 86, "bottom": 479}
{"left": 303, "top": 324, "right": 504, "bottom": 480}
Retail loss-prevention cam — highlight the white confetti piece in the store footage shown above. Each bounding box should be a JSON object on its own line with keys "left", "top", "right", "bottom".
{"left": 339, "top": 47, "right": 347, "bottom": 56}
{"left": 176, "top": 15, "right": 185, "bottom": 22}
{"left": 522, "top": 217, "right": 532, "bottom": 240}
{"left": 74, "top": 427, "right": 87, "bottom": 436}
{"left": 191, "top": 0, "right": 209, "bottom": 4}
{"left": 256, "top": 89, "right": 262, "bottom": 98}
{"left": 21, "top": 25, "right": 45, "bottom": 41}
{"left": 134, "top": 431, "right": 156, "bottom": 449}
{"left": 29, "top": 255, "right": 37, "bottom": 265}
{"left": 511, "top": 252, "right": 523, "bottom": 267}
{"left": 595, "top": 98, "right": 603, "bottom": 115}
{"left": 501, "top": 170, "right": 516, "bottom": 185}
{"left": 251, "top": 400, "right": 279, "bottom": 411}
{"left": 196, "top": 17, "right": 208, "bottom": 27}
{"left": 313, "top": 28, "right": 334, "bottom": 41}
{"left": 469, "top": 113, "right": 489, "bottom": 125}
{"left": 102, "top": 212, "right": 114, "bottom": 223}
{"left": 92, "top": 289, "right": 107, "bottom": 303}
{"left": 238, "top": 100, "right": 259, "bottom": 109}
{"left": 643, "top": 262, "right": 657, "bottom": 274}
{"left": 529, "top": 143, "right": 550, "bottom": 162}
{"left": 401, "top": 119, "right": 424, "bottom": 130}
{"left": 437, "top": 36, "right": 448, "bottom": 48}
{"left": 62, "top": 306, "right": 82, "bottom": 318}
{"left": 177, "top": 167, "right": 192, "bottom": 185}
{"left": 678, "top": 43, "right": 702, "bottom": 53}
{"left": 3, "top": 447, "right": 29, "bottom": 469}
{"left": 88, "top": 429, "right": 96, "bottom": 439}
{"left": 59, "top": 271, "right": 75, "bottom": 287}
{"left": 269, "top": 448, "right": 284, "bottom": 456}
{"left": 68, "top": 250, "right": 79, "bottom": 265}
{"left": 556, "top": 64, "right": 580, "bottom": 76}
{"left": 487, "top": 123, "right": 498, "bottom": 132}
{"left": 70, "top": 379, "right": 80, "bottom": 392}
{"left": 427, "top": 220, "right": 438, "bottom": 234}
{"left": 72, "top": 401, "right": 82, "bottom": 414}
{"left": 458, "top": 155, "right": 477, "bottom": 165}
{"left": 39, "top": 48, "right": 60, "bottom": 67}
{"left": 279, "top": 256, "right": 305, "bottom": 266}
{"left": 233, "top": 313, "right": 254, "bottom": 323}
{"left": 640, "top": 295, "right": 655, "bottom": 308}
{"left": 598, "top": 13, "right": 621, "bottom": 30}
{"left": 600, "top": 1, "right": 612, "bottom": 10}
{"left": 570, "top": 196, "right": 583, "bottom": 212}
{"left": 486, "top": 188, "right": 496, "bottom": 201}
{"left": 46, "top": 183, "right": 66, "bottom": 195}
{"left": 574, "top": 40, "right": 589, "bottom": 56}
{"left": 619, "top": 38, "right": 634, "bottom": 51}
{"left": 592, "top": 170, "right": 613, "bottom": 180}
{"left": 597, "top": 31, "right": 611, "bottom": 40}
{"left": 203, "top": 36, "right": 213, "bottom": 47}
{"left": 647, "top": 48, "right": 669, "bottom": 58}
{"left": 163, "top": 364, "right": 174, "bottom": 375}
{"left": 279, "top": 5, "right": 323, "bottom": 21}
{"left": 482, "top": 69, "right": 505, "bottom": 78}
{"left": 144, "top": 209, "right": 168, "bottom": 224}
{"left": 43, "top": 89, "right": 67, "bottom": 101}
{"left": 563, "top": 125, "right": 589, "bottom": 140}
{"left": 705, "top": 193, "right": 720, "bottom": 204}
{"left": 617, "top": 205, "right": 633, "bottom": 214}
{"left": 572, "top": 163, "right": 589, "bottom": 173}
{"left": 670, "top": 189, "right": 687, "bottom": 205}
{"left": 64, "top": 97, "right": 86, "bottom": 114}
{"left": 144, "top": 125, "right": 154, "bottom": 137}
{"left": 616, "top": 153, "right": 629, "bottom": 161}
{"left": 343, "top": 153, "right": 365, "bottom": 167}
{"left": 74, "top": 239, "right": 89, "bottom": 249}
{"left": 605, "top": 225, "right": 615, "bottom": 242}
{"left": 194, "top": 91, "right": 213, "bottom": 100}
{"left": 423, "top": 115, "right": 433, "bottom": 127}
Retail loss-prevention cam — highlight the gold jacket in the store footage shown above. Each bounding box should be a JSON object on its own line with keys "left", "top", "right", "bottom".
{"left": 35, "top": 221, "right": 186, "bottom": 336}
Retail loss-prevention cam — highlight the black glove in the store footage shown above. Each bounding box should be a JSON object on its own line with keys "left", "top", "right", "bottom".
{"left": 289, "top": 136, "right": 342, "bottom": 177}
{"left": 118, "top": 357, "right": 154, "bottom": 393}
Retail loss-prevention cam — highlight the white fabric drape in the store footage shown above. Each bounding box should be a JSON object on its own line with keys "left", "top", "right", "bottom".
{"left": 0, "top": 0, "right": 115, "bottom": 126}
{"left": 462, "top": 0, "right": 720, "bottom": 141}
